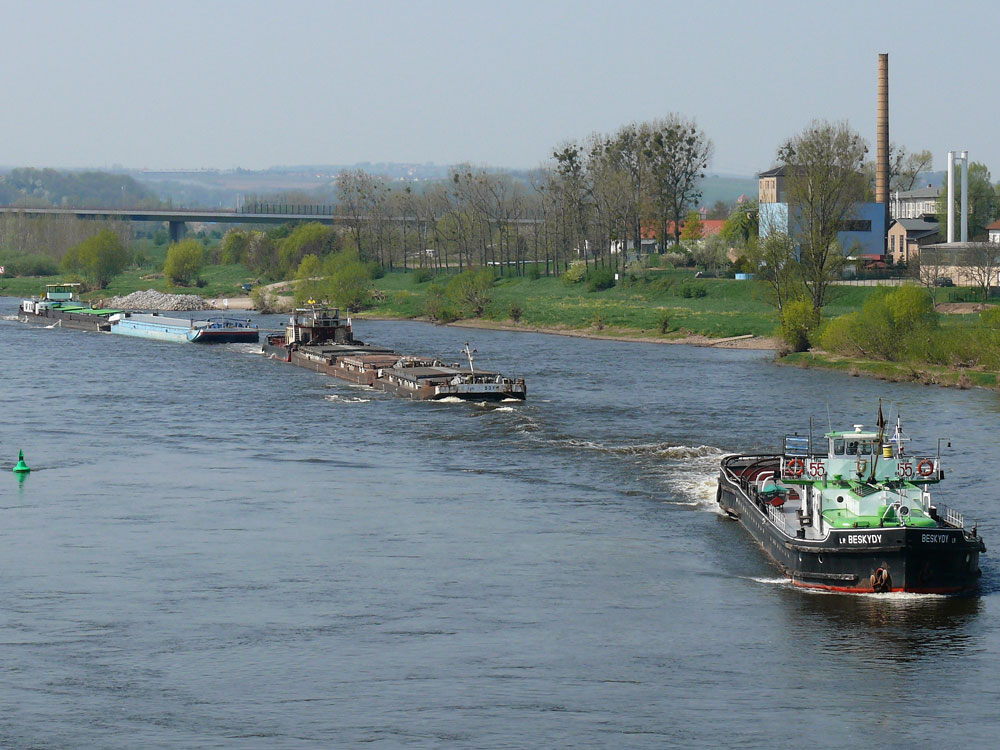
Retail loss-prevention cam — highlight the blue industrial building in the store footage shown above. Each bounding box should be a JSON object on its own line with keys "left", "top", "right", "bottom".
{"left": 757, "top": 166, "right": 886, "bottom": 260}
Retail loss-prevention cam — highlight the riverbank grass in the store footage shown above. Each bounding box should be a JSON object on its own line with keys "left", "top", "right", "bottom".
{"left": 781, "top": 351, "right": 997, "bottom": 389}
{"left": 372, "top": 271, "right": 785, "bottom": 338}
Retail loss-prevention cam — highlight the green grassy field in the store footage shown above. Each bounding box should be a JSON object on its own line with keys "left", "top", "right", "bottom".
{"left": 2, "top": 261, "right": 982, "bottom": 345}
{"left": 373, "top": 270, "right": 786, "bottom": 338}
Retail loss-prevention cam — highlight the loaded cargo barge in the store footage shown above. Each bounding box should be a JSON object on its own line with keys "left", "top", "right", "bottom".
{"left": 18, "top": 283, "right": 120, "bottom": 332}
{"left": 262, "top": 306, "right": 526, "bottom": 402}
{"left": 717, "top": 412, "right": 985, "bottom": 594}
{"left": 18, "top": 283, "right": 258, "bottom": 343}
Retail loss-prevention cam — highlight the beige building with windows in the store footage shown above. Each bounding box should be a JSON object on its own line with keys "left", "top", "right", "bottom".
{"left": 887, "top": 218, "right": 940, "bottom": 265}
{"left": 757, "top": 166, "right": 786, "bottom": 203}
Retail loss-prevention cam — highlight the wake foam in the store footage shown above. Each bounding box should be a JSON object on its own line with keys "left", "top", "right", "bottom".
{"left": 538, "top": 436, "right": 725, "bottom": 512}
{"left": 747, "top": 576, "right": 793, "bottom": 586}
{"left": 324, "top": 394, "right": 371, "bottom": 404}
{"left": 226, "top": 343, "right": 263, "bottom": 356}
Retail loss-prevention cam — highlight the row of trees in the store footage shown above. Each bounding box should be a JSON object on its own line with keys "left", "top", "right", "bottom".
{"left": 0, "top": 213, "right": 131, "bottom": 261}
{"left": 246, "top": 115, "right": 714, "bottom": 281}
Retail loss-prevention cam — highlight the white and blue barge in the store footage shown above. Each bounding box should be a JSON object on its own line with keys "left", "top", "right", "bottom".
{"left": 110, "top": 313, "right": 259, "bottom": 344}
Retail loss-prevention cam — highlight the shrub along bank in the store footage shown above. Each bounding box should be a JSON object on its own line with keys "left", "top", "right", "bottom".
{"left": 780, "top": 285, "right": 999, "bottom": 388}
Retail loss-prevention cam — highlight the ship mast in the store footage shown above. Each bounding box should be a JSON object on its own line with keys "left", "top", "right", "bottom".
{"left": 463, "top": 343, "right": 477, "bottom": 373}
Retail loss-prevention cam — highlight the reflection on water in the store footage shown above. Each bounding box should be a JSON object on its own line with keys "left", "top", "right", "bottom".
{"left": 788, "top": 587, "right": 983, "bottom": 660}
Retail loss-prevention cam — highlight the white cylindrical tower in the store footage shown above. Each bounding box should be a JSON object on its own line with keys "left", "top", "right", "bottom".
{"left": 960, "top": 151, "right": 969, "bottom": 243}
{"left": 947, "top": 151, "right": 955, "bottom": 243}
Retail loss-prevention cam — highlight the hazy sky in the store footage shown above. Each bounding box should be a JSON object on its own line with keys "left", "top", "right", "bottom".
{"left": 2, "top": 0, "right": 997, "bottom": 176}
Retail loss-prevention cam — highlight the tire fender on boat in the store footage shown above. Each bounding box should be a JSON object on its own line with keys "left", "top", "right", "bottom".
{"left": 870, "top": 567, "right": 891, "bottom": 593}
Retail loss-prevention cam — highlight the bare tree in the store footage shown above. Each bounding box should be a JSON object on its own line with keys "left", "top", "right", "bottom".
{"left": 964, "top": 242, "right": 1000, "bottom": 303}
{"left": 915, "top": 247, "right": 947, "bottom": 299}
{"left": 889, "top": 145, "right": 933, "bottom": 192}
{"left": 644, "top": 115, "right": 713, "bottom": 246}
{"left": 335, "top": 170, "right": 367, "bottom": 258}
{"left": 778, "top": 120, "right": 868, "bottom": 314}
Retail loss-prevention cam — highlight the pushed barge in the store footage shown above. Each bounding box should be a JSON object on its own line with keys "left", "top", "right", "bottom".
{"left": 18, "top": 283, "right": 121, "bottom": 332}
{"left": 110, "top": 312, "right": 259, "bottom": 343}
{"left": 262, "top": 307, "right": 526, "bottom": 402}
{"left": 718, "top": 415, "right": 985, "bottom": 594}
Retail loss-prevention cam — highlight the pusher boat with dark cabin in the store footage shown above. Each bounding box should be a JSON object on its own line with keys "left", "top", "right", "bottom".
{"left": 717, "top": 411, "right": 985, "bottom": 594}
{"left": 262, "top": 306, "right": 526, "bottom": 402}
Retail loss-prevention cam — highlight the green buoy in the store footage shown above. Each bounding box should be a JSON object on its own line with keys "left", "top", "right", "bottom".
{"left": 12, "top": 450, "right": 30, "bottom": 473}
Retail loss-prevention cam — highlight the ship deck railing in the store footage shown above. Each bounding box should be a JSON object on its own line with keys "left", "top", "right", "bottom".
{"left": 938, "top": 504, "right": 966, "bottom": 529}
{"left": 766, "top": 502, "right": 789, "bottom": 532}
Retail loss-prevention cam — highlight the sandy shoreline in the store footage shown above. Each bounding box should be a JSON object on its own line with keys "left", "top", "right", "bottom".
{"left": 357, "top": 314, "right": 781, "bottom": 350}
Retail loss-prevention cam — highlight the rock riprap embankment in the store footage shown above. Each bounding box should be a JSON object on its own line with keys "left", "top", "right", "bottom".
{"left": 102, "top": 290, "right": 209, "bottom": 311}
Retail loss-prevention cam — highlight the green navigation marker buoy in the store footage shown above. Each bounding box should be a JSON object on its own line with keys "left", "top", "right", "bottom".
{"left": 12, "top": 450, "right": 31, "bottom": 474}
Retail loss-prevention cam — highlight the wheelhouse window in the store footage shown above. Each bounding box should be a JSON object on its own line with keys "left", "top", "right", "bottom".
{"left": 833, "top": 439, "right": 845, "bottom": 455}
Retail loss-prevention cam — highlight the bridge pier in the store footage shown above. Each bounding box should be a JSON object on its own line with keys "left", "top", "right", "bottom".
{"left": 168, "top": 220, "right": 186, "bottom": 244}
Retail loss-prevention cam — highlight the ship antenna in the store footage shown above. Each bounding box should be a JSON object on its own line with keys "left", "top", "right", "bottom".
{"left": 463, "top": 342, "right": 477, "bottom": 373}
{"left": 826, "top": 403, "right": 833, "bottom": 433}
{"left": 869, "top": 399, "right": 887, "bottom": 483}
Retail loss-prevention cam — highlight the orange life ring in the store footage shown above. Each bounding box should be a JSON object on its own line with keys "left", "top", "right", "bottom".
{"left": 786, "top": 458, "right": 805, "bottom": 477}
{"left": 917, "top": 459, "right": 934, "bottom": 477}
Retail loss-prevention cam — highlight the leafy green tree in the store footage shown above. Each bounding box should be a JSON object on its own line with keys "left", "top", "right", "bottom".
{"left": 322, "top": 251, "right": 372, "bottom": 312}
{"left": 220, "top": 229, "right": 249, "bottom": 264}
{"left": 819, "top": 285, "right": 937, "bottom": 361}
{"left": 778, "top": 120, "right": 868, "bottom": 314}
{"left": 779, "top": 297, "right": 819, "bottom": 352}
{"left": 294, "top": 254, "right": 324, "bottom": 303}
{"left": 445, "top": 269, "right": 495, "bottom": 317}
{"left": 60, "top": 229, "right": 130, "bottom": 289}
{"left": 278, "top": 222, "right": 336, "bottom": 278}
{"left": 163, "top": 239, "right": 205, "bottom": 286}
{"left": 243, "top": 231, "right": 278, "bottom": 276}
{"left": 721, "top": 201, "right": 759, "bottom": 247}
{"left": 680, "top": 211, "right": 703, "bottom": 241}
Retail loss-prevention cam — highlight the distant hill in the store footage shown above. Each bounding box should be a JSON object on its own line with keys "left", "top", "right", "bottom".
{"left": 698, "top": 174, "right": 759, "bottom": 208}
{"left": 0, "top": 168, "right": 160, "bottom": 208}
{"left": 0, "top": 163, "right": 761, "bottom": 211}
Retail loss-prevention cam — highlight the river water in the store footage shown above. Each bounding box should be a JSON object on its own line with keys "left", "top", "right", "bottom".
{"left": 1, "top": 296, "right": 998, "bottom": 748}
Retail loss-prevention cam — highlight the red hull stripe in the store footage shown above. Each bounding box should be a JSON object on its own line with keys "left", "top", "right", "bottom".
{"left": 790, "top": 580, "right": 972, "bottom": 595}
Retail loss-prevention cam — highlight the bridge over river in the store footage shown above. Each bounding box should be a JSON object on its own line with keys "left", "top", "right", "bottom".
{"left": 0, "top": 205, "right": 348, "bottom": 242}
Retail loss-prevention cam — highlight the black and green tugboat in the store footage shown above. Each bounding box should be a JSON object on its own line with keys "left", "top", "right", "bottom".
{"left": 718, "top": 411, "right": 985, "bottom": 594}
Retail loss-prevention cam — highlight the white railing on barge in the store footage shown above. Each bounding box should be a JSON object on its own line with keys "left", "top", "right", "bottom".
{"left": 940, "top": 505, "right": 965, "bottom": 529}
{"left": 766, "top": 503, "right": 789, "bottom": 533}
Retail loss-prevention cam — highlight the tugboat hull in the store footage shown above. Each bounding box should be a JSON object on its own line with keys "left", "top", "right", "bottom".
{"left": 718, "top": 456, "right": 984, "bottom": 595}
